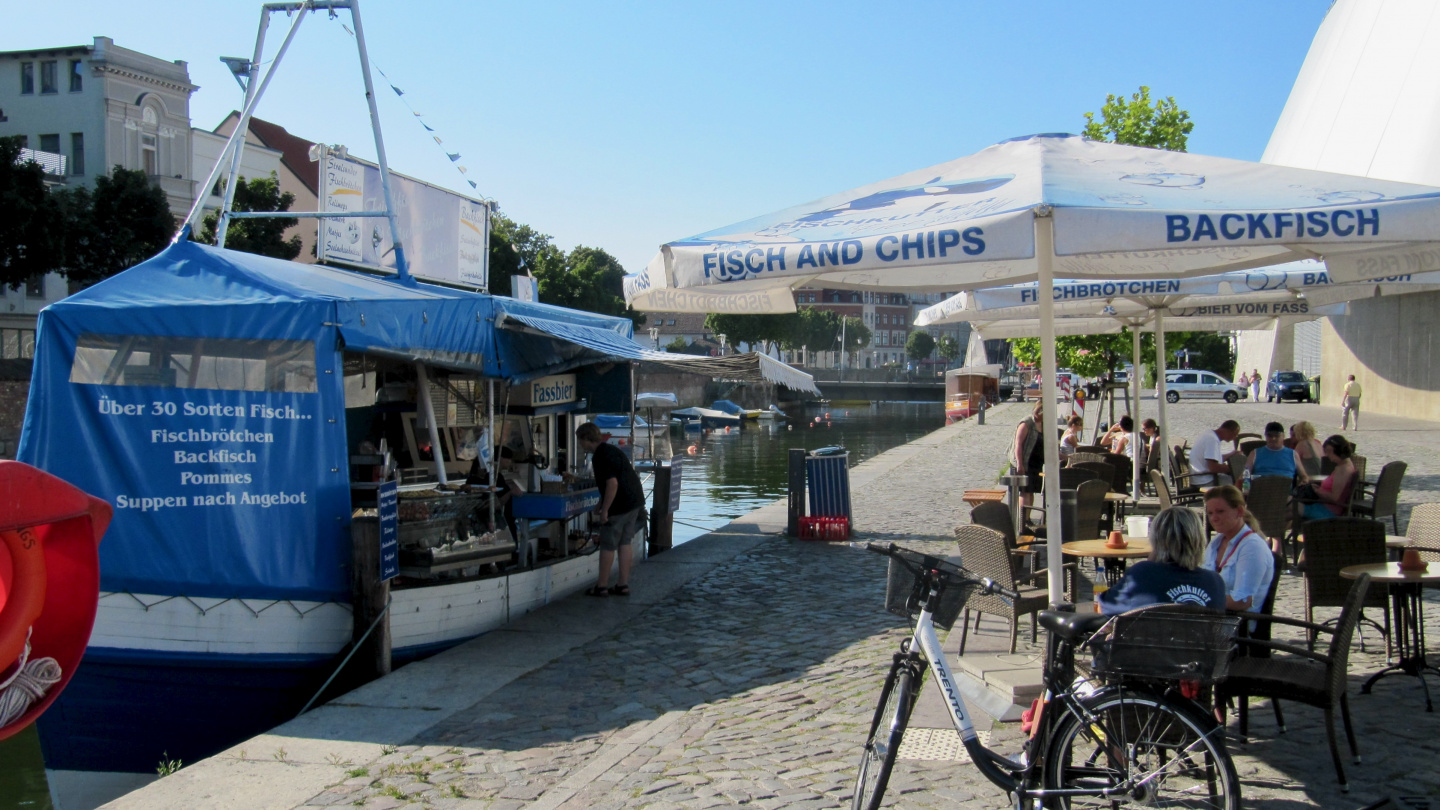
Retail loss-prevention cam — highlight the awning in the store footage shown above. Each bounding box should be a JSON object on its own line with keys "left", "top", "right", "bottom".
{"left": 496, "top": 312, "right": 820, "bottom": 395}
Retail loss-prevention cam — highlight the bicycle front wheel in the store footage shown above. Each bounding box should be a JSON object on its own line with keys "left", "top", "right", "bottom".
{"left": 1043, "top": 689, "right": 1239, "bottom": 809}
{"left": 853, "top": 663, "right": 920, "bottom": 810}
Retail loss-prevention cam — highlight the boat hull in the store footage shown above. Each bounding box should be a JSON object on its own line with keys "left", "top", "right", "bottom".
{"left": 35, "top": 555, "right": 597, "bottom": 774}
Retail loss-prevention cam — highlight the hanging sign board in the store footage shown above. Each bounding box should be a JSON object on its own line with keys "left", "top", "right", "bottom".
{"left": 377, "top": 480, "right": 399, "bottom": 582}
{"left": 509, "top": 374, "right": 578, "bottom": 407}
{"left": 668, "top": 455, "right": 683, "bottom": 512}
{"left": 317, "top": 151, "right": 490, "bottom": 289}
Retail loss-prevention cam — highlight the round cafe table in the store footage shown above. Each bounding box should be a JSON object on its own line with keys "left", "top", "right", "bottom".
{"left": 1340, "top": 561, "right": 1440, "bottom": 711}
{"left": 1063, "top": 537, "right": 1151, "bottom": 586}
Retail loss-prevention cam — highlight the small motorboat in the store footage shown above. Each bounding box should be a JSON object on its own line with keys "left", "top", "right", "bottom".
{"left": 756, "top": 404, "right": 788, "bottom": 420}
{"left": 709, "top": 399, "right": 762, "bottom": 420}
{"left": 672, "top": 406, "right": 742, "bottom": 430}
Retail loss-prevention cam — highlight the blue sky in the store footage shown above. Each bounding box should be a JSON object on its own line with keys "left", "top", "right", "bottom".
{"left": 3, "top": 1, "right": 1333, "bottom": 275}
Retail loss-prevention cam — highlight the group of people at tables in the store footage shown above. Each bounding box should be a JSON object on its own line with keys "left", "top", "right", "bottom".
{"left": 1011, "top": 403, "right": 1362, "bottom": 615}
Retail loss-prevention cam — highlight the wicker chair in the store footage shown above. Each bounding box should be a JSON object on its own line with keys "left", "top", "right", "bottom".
{"left": 1405, "top": 503, "right": 1440, "bottom": 566}
{"left": 1072, "top": 444, "right": 1107, "bottom": 456}
{"left": 1351, "top": 460, "right": 1406, "bottom": 534}
{"left": 1101, "top": 452, "right": 1133, "bottom": 496}
{"left": 1071, "top": 461, "right": 1114, "bottom": 490}
{"left": 1217, "top": 574, "right": 1372, "bottom": 792}
{"left": 1302, "top": 518, "right": 1390, "bottom": 657}
{"left": 1225, "top": 453, "right": 1246, "bottom": 487}
{"left": 1069, "top": 452, "right": 1109, "bottom": 467}
{"left": 1239, "top": 439, "right": 1266, "bottom": 456}
{"left": 1149, "top": 469, "right": 1203, "bottom": 511}
{"left": 954, "top": 524, "right": 1050, "bottom": 654}
{"left": 1247, "top": 476, "right": 1294, "bottom": 562}
{"left": 970, "top": 501, "right": 1015, "bottom": 545}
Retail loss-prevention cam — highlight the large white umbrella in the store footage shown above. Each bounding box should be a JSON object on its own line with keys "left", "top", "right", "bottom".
{"left": 626, "top": 134, "right": 1440, "bottom": 606}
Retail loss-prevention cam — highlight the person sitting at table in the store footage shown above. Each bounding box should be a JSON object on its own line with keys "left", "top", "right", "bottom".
{"left": 1188, "top": 419, "right": 1240, "bottom": 487}
{"left": 1289, "top": 420, "right": 1324, "bottom": 478}
{"left": 1296, "top": 434, "right": 1359, "bottom": 522}
{"left": 1097, "top": 506, "right": 1226, "bottom": 614}
{"left": 1137, "top": 418, "right": 1160, "bottom": 468}
{"left": 1059, "top": 414, "right": 1084, "bottom": 462}
{"left": 1246, "top": 421, "right": 1308, "bottom": 483}
{"left": 1100, "top": 414, "right": 1136, "bottom": 458}
{"left": 1202, "top": 485, "right": 1275, "bottom": 612}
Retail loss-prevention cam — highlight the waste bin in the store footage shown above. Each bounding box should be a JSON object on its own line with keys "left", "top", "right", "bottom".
{"left": 806, "top": 447, "right": 852, "bottom": 534}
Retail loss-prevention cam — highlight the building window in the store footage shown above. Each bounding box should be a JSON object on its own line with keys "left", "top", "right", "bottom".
{"left": 70, "top": 132, "right": 84, "bottom": 176}
{"left": 39, "top": 133, "right": 59, "bottom": 155}
{"left": 141, "top": 133, "right": 158, "bottom": 175}
{"left": 40, "top": 60, "right": 57, "bottom": 94}
{"left": 24, "top": 273, "right": 45, "bottom": 299}
{"left": 68, "top": 59, "right": 83, "bottom": 92}
{"left": 20, "top": 62, "right": 34, "bottom": 94}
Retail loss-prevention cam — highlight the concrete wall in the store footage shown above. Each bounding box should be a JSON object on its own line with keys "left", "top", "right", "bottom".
{"left": 1321, "top": 290, "right": 1440, "bottom": 420}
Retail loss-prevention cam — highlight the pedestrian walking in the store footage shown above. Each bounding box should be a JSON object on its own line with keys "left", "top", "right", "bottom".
{"left": 1250, "top": 369, "right": 1262, "bottom": 402}
{"left": 575, "top": 422, "right": 645, "bottom": 596}
{"left": 1341, "top": 374, "right": 1362, "bottom": 430}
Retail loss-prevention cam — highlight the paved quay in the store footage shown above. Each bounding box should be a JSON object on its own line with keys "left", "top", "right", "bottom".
{"left": 105, "top": 397, "right": 1440, "bottom": 809}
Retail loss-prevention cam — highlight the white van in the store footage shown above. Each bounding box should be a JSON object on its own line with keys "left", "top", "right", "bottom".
{"left": 1162, "top": 370, "right": 1244, "bottom": 403}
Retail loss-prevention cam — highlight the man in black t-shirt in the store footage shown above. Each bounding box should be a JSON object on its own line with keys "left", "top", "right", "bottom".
{"left": 576, "top": 422, "right": 645, "bottom": 596}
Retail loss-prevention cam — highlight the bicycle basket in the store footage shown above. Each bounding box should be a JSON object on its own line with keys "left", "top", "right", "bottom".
{"left": 1087, "top": 605, "right": 1240, "bottom": 685}
{"left": 883, "top": 547, "right": 973, "bottom": 631}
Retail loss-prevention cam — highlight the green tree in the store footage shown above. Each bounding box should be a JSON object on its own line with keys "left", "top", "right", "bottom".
{"left": 784, "top": 307, "right": 840, "bottom": 356}
{"left": 905, "top": 330, "right": 936, "bottom": 363}
{"left": 664, "top": 336, "right": 689, "bottom": 352}
{"left": 703, "top": 312, "right": 800, "bottom": 354}
{"left": 60, "top": 166, "right": 176, "bottom": 286}
{"left": 1083, "top": 85, "right": 1194, "bottom": 152}
{"left": 538, "top": 245, "right": 644, "bottom": 326}
{"left": 488, "top": 210, "right": 561, "bottom": 297}
{"left": 0, "top": 136, "right": 64, "bottom": 289}
{"left": 195, "top": 173, "right": 301, "bottom": 260}
{"left": 936, "top": 334, "right": 961, "bottom": 366}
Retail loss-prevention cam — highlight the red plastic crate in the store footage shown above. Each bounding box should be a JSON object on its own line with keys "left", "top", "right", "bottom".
{"left": 798, "top": 516, "right": 850, "bottom": 541}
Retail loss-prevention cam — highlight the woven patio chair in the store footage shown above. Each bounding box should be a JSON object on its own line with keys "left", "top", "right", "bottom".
{"left": 1071, "top": 461, "right": 1114, "bottom": 490}
{"left": 953, "top": 524, "right": 1051, "bottom": 654}
{"left": 1403, "top": 503, "right": 1440, "bottom": 582}
{"left": 1072, "top": 444, "right": 1107, "bottom": 455}
{"left": 1148, "top": 469, "right": 1203, "bottom": 511}
{"left": 1217, "top": 573, "right": 1372, "bottom": 792}
{"left": 1100, "top": 452, "right": 1132, "bottom": 496}
{"left": 1239, "top": 438, "right": 1266, "bottom": 456}
{"left": 1302, "top": 518, "right": 1389, "bottom": 657}
{"left": 1247, "top": 476, "right": 1294, "bottom": 561}
{"left": 1069, "top": 452, "right": 1108, "bottom": 467}
{"left": 1352, "top": 460, "right": 1406, "bottom": 534}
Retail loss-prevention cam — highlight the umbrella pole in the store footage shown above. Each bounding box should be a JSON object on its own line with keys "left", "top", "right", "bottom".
{"left": 1132, "top": 325, "right": 1142, "bottom": 501}
{"left": 1154, "top": 312, "right": 1171, "bottom": 484}
{"left": 1035, "top": 212, "right": 1064, "bottom": 607}
{"left": 415, "top": 363, "right": 448, "bottom": 486}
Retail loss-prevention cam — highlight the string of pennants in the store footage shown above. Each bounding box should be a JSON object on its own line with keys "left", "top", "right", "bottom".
{"left": 334, "top": 20, "right": 486, "bottom": 199}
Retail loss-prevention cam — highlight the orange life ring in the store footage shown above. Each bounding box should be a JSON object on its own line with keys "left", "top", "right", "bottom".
{"left": 0, "top": 527, "right": 47, "bottom": 670}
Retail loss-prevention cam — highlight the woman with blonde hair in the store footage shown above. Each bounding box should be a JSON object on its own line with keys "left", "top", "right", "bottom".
{"left": 1202, "top": 485, "right": 1274, "bottom": 612}
{"left": 1290, "top": 421, "right": 1323, "bottom": 478}
{"left": 1098, "top": 506, "right": 1226, "bottom": 614}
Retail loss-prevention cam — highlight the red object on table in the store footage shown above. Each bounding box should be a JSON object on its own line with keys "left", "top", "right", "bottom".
{"left": 0, "top": 461, "right": 111, "bottom": 741}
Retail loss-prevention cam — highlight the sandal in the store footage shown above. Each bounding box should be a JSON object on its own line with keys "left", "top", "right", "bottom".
{"left": 584, "top": 585, "right": 609, "bottom": 597}
{"left": 608, "top": 584, "right": 630, "bottom": 596}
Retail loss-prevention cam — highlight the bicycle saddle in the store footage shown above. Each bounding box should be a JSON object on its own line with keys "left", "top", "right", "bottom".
{"left": 1038, "top": 610, "right": 1109, "bottom": 642}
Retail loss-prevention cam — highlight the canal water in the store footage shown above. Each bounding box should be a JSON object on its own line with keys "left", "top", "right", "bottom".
{"left": 0, "top": 402, "right": 942, "bottom": 809}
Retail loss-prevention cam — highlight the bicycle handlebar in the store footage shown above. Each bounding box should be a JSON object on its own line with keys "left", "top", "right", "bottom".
{"left": 866, "top": 542, "right": 1020, "bottom": 601}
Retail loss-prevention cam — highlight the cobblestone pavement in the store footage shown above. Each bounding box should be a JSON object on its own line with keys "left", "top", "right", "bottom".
{"left": 301, "top": 399, "right": 1440, "bottom": 809}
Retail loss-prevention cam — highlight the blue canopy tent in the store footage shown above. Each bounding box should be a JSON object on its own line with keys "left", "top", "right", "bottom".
{"left": 16, "top": 241, "right": 659, "bottom": 604}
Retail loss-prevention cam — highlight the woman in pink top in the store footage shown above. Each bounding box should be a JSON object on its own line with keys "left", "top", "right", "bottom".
{"left": 1300, "top": 435, "right": 1357, "bottom": 521}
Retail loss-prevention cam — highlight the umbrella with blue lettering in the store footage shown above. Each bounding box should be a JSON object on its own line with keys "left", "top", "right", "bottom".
{"left": 625, "top": 133, "right": 1440, "bottom": 607}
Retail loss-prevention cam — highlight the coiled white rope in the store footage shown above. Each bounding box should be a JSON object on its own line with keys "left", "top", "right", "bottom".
{"left": 0, "top": 628, "right": 62, "bottom": 729}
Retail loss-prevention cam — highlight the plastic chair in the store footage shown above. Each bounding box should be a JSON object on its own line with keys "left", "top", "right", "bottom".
{"left": 1218, "top": 574, "right": 1372, "bottom": 792}
{"left": 1352, "top": 461, "right": 1406, "bottom": 534}
{"left": 953, "top": 524, "right": 1051, "bottom": 654}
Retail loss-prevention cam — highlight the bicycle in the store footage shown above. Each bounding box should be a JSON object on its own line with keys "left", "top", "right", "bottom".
{"left": 855, "top": 543, "right": 1241, "bottom": 809}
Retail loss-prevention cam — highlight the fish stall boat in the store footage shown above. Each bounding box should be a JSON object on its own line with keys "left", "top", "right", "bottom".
{"left": 944, "top": 364, "right": 1002, "bottom": 422}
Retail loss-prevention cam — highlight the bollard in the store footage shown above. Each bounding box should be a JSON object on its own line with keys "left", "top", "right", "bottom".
{"left": 978, "top": 398, "right": 986, "bottom": 425}
{"left": 649, "top": 463, "right": 674, "bottom": 555}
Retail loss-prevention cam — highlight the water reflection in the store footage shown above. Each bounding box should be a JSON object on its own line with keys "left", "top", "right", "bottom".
{"left": 661, "top": 403, "right": 944, "bottom": 544}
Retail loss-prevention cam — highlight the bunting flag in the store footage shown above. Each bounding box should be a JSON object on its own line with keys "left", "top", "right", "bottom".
{"left": 333, "top": 18, "right": 488, "bottom": 204}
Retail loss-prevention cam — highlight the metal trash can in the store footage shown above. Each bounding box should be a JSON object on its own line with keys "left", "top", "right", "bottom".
{"left": 806, "top": 447, "right": 852, "bottom": 523}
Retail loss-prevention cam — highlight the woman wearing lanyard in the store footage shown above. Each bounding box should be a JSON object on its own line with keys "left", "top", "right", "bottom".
{"left": 1202, "top": 485, "right": 1275, "bottom": 612}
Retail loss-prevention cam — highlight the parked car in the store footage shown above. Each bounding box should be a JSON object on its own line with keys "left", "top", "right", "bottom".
{"left": 1162, "top": 370, "right": 1245, "bottom": 403}
{"left": 1266, "top": 370, "right": 1312, "bottom": 402}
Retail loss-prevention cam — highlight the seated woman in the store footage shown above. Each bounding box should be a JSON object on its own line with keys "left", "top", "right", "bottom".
{"left": 1099, "top": 414, "right": 1136, "bottom": 458}
{"left": 1098, "top": 506, "right": 1227, "bottom": 614}
{"left": 1298, "top": 435, "right": 1358, "bottom": 522}
{"left": 1202, "top": 485, "right": 1275, "bottom": 612}
{"left": 1059, "top": 415, "right": 1084, "bottom": 462}
{"left": 1289, "top": 420, "right": 1324, "bottom": 478}
{"left": 1246, "top": 421, "right": 1308, "bottom": 483}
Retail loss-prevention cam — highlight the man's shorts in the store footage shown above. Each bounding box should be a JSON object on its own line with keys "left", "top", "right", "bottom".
{"left": 597, "top": 506, "right": 642, "bottom": 551}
